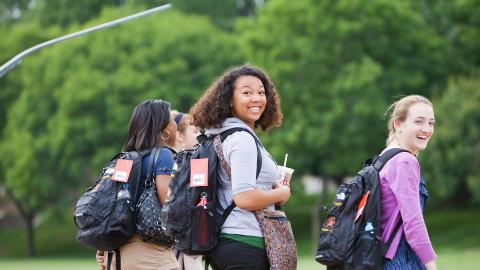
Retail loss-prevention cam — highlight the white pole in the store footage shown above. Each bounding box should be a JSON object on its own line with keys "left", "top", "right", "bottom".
{"left": 0, "top": 4, "right": 172, "bottom": 78}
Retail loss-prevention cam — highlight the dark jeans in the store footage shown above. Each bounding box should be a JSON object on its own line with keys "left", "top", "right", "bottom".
{"left": 208, "top": 238, "right": 269, "bottom": 270}
{"left": 384, "top": 235, "right": 426, "bottom": 270}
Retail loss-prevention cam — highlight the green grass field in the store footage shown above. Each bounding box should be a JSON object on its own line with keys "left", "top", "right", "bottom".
{"left": 0, "top": 249, "right": 479, "bottom": 270}
{"left": 1, "top": 207, "right": 479, "bottom": 269}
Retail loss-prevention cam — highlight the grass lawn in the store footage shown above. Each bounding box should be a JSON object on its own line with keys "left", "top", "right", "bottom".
{"left": 298, "top": 248, "right": 480, "bottom": 269}
{"left": 1, "top": 208, "right": 478, "bottom": 269}
{"left": 0, "top": 249, "right": 479, "bottom": 270}
{"left": 0, "top": 257, "right": 97, "bottom": 270}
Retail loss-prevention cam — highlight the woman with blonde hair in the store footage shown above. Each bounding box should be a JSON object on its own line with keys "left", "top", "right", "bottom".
{"left": 380, "top": 95, "right": 437, "bottom": 270}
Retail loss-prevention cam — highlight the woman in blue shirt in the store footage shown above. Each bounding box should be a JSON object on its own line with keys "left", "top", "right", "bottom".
{"left": 96, "top": 99, "right": 179, "bottom": 270}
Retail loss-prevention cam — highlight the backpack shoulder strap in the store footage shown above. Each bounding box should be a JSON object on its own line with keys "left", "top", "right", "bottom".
{"left": 218, "top": 127, "right": 262, "bottom": 178}
{"left": 386, "top": 222, "right": 402, "bottom": 250}
{"left": 373, "top": 148, "right": 411, "bottom": 171}
{"left": 215, "top": 127, "right": 263, "bottom": 223}
{"left": 373, "top": 148, "right": 412, "bottom": 250}
{"left": 146, "top": 147, "right": 161, "bottom": 183}
{"left": 107, "top": 249, "right": 121, "bottom": 270}
{"left": 127, "top": 149, "right": 152, "bottom": 203}
{"left": 219, "top": 127, "right": 261, "bottom": 145}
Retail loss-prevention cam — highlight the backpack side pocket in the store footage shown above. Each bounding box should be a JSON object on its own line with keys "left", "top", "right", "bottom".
{"left": 353, "top": 231, "right": 384, "bottom": 269}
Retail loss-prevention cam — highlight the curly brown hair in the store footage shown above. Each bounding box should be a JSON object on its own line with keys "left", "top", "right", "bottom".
{"left": 189, "top": 65, "right": 283, "bottom": 131}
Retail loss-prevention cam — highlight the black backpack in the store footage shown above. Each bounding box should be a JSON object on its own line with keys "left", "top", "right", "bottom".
{"left": 74, "top": 150, "right": 149, "bottom": 251}
{"left": 161, "top": 127, "right": 261, "bottom": 255}
{"left": 316, "top": 148, "right": 407, "bottom": 270}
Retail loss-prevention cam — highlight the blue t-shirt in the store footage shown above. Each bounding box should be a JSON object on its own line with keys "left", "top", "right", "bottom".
{"left": 131, "top": 148, "right": 174, "bottom": 197}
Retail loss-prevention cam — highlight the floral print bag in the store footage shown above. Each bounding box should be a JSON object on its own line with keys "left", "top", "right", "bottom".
{"left": 254, "top": 208, "right": 297, "bottom": 270}
{"left": 213, "top": 135, "right": 297, "bottom": 270}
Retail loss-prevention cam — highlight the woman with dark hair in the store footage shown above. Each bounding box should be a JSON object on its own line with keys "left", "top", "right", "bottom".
{"left": 96, "top": 99, "right": 180, "bottom": 270}
{"left": 190, "top": 65, "right": 291, "bottom": 270}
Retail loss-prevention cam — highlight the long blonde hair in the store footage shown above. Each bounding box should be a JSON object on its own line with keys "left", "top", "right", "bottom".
{"left": 385, "top": 95, "right": 433, "bottom": 146}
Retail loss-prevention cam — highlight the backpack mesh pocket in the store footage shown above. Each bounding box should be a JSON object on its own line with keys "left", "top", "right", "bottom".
{"left": 189, "top": 202, "right": 220, "bottom": 252}
{"left": 353, "top": 231, "right": 385, "bottom": 269}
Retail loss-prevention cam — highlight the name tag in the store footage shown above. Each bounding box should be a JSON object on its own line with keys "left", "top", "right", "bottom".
{"left": 112, "top": 159, "right": 133, "bottom": 182}
{"left": 190, "top": 158, "right": 208, "bottom": 187}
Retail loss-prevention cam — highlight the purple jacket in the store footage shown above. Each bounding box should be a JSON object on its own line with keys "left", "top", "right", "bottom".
{"left": 379, "top": 149, "right": 437, "bottom": 264}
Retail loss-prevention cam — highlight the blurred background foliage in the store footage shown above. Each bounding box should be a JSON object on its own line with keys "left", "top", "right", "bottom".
{"left": 0, "top": 0, "right": 479, "bottom": 257}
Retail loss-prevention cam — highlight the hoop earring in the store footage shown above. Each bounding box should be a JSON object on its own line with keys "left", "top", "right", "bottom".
{"left": 161, "top": 130, "right": 171, "bottom": 141}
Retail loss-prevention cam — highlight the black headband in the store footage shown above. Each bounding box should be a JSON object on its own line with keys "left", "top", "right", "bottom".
{"left": 174, "top": 112, "right": 184, "bottom": 126}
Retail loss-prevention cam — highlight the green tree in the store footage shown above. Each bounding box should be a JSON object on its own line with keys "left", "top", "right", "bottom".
{"left": 0, "top": 27, "right": 61, "bottom": 252}
{"left": 171, "top": 0, "right": 262, "bottom": 30}
{"left": 0, "top": 8, "right": 243, "bottom": 256}
{"left": 0, "top": 0, "right": 31, "bottom": 23}
{"left": 1, "top": 0, "right": 133, "bottom": 26}
{"left": 240, "top": 0, "right": 449, "bottom": 181}
{"left": 421, "top": 75, "right": 480, "bottom": 205}
{"left": 418, "top": 0, "right": 480, "bottom": 74}
{"left": 0, "top": 22, "right": 60, "bottom": 135}
{"left": 34, "top": 0, "right": 125, "bottom": 27}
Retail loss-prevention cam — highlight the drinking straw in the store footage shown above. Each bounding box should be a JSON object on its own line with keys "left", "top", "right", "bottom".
{"left": 281, "top": 154, "right": 288, "bottom": 185}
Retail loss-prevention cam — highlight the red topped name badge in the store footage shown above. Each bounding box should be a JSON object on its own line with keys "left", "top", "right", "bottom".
{"left": 190, "top": 158, "right": 208, "bottom": 187}
{"left": 112, "top": 159, "right": 133, "bottom": 182}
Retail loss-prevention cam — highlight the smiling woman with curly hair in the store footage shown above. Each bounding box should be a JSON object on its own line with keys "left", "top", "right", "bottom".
{"left": 189, "top": 65, "right": 292, "bottom": 270}
{"left": 190, "top": 65, "right": 282, "bottom": 131}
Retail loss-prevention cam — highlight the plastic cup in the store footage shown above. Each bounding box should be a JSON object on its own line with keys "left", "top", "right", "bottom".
{"left": 277, "top": 166, "right": 294, "bottom": 186}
